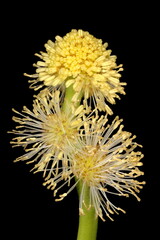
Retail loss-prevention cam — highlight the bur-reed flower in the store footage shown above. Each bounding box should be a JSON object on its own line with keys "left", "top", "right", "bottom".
{"left": 25, "top": 29, "right": 126, "bottom": 114}
{"left": 9, "top": 89, "right": 84, "bottom": 179}
{"left": 44, "top": 115, "right": 145, "bottom": 221}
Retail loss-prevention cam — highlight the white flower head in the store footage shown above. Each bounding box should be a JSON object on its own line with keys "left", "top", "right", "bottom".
{"left": 44, "top": 115, "right": 145, "bottom": 221}
{"left": 9, "top": 89, "right": 85, "bottom": 180}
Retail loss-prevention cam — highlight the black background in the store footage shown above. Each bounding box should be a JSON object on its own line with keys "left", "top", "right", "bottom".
{"left": 1, "top": 3, "right": 157, "bottom": 240}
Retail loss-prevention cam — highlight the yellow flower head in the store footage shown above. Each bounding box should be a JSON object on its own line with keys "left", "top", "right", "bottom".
{"left": 25, "top": 29, "right": 126, "bottom": 114}
{"left": 44, "top": 115, "right": 145, "bottom": 221}
{"left": 9, "top": 90, "right": 84, "bottom": 179}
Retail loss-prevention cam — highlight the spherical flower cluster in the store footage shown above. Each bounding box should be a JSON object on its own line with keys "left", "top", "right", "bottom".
{"left": 25, "top": 29, "right": 126, "bottom": 114}
{"left": 9, "top": 90, "right": 85, "bottom": 179}
{"left": 43, "top": 115, "right": 145, "bottom": 220}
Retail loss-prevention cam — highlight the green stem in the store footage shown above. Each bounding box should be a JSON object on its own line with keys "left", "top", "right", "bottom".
{"left": 77, "top": 182, "right": 98, "bottom": 240}
{"left": 61, "top": 84, "right": 76, "bottom": 112}
{"left": 61, "top": 84, "right": 83, "bottom": 113}
{"left": 61, "top": 85, "right": 98, "bottom": 240}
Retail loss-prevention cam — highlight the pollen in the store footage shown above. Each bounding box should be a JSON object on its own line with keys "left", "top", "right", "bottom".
{"left": 43, "top": 113, "right": 79, "bottom": 149}
{"left": 72, "top": 146, "right": 104, "bottom": 186}
{"left": 36, "top": 29, "right": 109, "bottom": 82}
